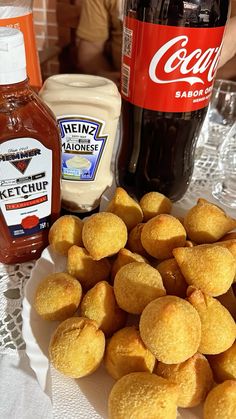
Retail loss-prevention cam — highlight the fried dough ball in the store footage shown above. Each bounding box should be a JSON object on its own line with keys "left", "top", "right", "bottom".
{"left": 82, "top": 212, "right": 127, "bottom": 260}
{"left": 106, "top": 187, "right": 143, "bottom": 231}
{"left": 34, "top": 272, "right": 82, "bottom": 321}
{"left": 217, "top": 287, "right": 236, "bottom": 320}
{"left": 173, "top": 245, "right": 236, "bottom": 296}
{"left": 203, "top": 380, "right": 236, "bottom": 419}
{"left": 80, "top": 281, "right": 127, "bottom": 337}
{"left": 114, "top": 262, "right": 166, "bottom": 314}
{"left": 187, "top": 287, "right": 236, "bottom": 355}
{"left": 111, "top": 248, "right": 147, "bottom": 281}
{"left": 156, "top": 353, "right": 214, "bottom": 408}
{"left": 127, "top": 223, "right": 149, "bottom": 257}
{"left": 214, "top": 240, "right": 236, "bottom": 267}
{"left": 215, "top": 241, "right": 236, "bottom": 283}
{"left": 140, "top": 296, "right": 201, "bottom": 364}
{"left": 208, "top": 342, "right": 236, "bottom": 382}
{"left": 183, "top": 198, "right": 236, "bottom": 244}
{"left": 156, "top": 258, "right": 188, "bottom": 297}
{"left": 141, "top": 214, "right": 186, "bottom": 260}
{"left": 49, "top": 317, "right": 105, "bottom": 378}
{"left": 67, "top": 245, "right": 111, "bottom": 290}
{"left": 104, "top": 326, "right": 156, "bottom": 380}
{"left": 48, "top": 215, "right": 83, "bottom": 255}
{"left": 139, "top": 191, "right": 172, "bottom": 222}
{"left": 108, "top": 372, "right": 179, "bottom": 419}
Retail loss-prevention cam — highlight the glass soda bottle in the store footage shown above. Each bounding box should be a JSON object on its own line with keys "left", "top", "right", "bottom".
{"left": 117, "top": 0, "right": 230, "bottom": 201}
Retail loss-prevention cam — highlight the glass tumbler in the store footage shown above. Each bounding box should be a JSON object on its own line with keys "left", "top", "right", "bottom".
{"left": 194, "top": 79, "right": 236, "bottom": 179}
{"left": 212, "top": 122, "right": 236, "bottom": 208}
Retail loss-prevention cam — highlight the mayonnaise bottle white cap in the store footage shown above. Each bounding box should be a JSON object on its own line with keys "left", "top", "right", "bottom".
{"left": 0, "top": 27, "right": 27, "bottom": 85}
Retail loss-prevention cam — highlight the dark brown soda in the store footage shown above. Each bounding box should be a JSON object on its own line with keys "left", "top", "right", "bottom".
{"left": 117, "top": 0, "right": 229, "bottom": 201}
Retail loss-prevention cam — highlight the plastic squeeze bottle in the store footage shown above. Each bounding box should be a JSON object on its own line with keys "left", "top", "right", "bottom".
{"left": 0, "top": 27, "right": 61, "bottom": 264}
{"left": 40, "top": 74, "right": 121, "bottom": 213}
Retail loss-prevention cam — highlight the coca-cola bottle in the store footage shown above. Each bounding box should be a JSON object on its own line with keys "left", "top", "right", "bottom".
{"left": 117, "top": 0, "right": 229, "bottom": 201}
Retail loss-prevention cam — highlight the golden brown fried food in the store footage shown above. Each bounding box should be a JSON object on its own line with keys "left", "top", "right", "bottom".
{"left": 80, "top": 281, "right": 127, "bottom": 337}
{"left": 49, "top": 317, "right": 105, "bottom": 378}
{"left": 114, "top": 262, "right": 166, "bottom": 314}
{"left": 214, "top": 240, "right": 236, "bottom": 268}
{"left": 139, "top": 191, "right": 172, "bottom": 222}
{"left": 208, "top": 342, "right": 236, "bottom": 382}
{"left": 127, "top": 223, "right": 149, "bottom": 257}
{"left": 67, "top": 245, "right": 111, "bottom": 290}
{"left": 82, "top": 212, "right": 127, "bottom": 260}
{"left": 104, "top": 326, "right": 156, "bottom": 380}
{"left": 173, "top": 245, "right": 236, "bottom": 296}
{"left": 183, "top": 198, "right": 236, "bottom": 244}
{"left": 185, "top": 240, "right": 195, "bottom": 247}
{"left": 34, "top": 272, "right": 82, "bottom": 321}
{"left": 108, "top": 372, "right": 178, "bottom": 419}
{"left": 111, "top": 248, "right": 147, "bottom": 281}
{"left": 215, "top": 241, "right": 236, "bottom": 283}
{"left": 156, "top": 258, "right": 188, "bottom": 297}
{"left": 156, "top": 353, "right": 213, "bottom": 408}
{"left": 141, "top": 214, "right": 186, "bottom": 260}
{"left": 48, "top": 215, "right": 83, "bottom": 255}
{"left": 187, "top": 287, "right": 236, "bottom": 355}
{"left": 203, "top": 380, "right": 236, "bottom": 419}
{"left": 217, "top": 287, "right": 236, "bottom": 320}
{"left": 220, "top": 232, "right": 236, "bottom": 241}
{"left": 140, "top": 296, "right": 201, "bottom": 364}
{"left": 106, "top": 187, "right": 143, "bottom": 231}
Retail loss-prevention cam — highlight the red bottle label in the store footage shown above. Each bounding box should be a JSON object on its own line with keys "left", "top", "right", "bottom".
{"left": 21, "top": 215, "right": 39, "bottom": 230}
{"left": 121, "top": 17, "right": 225, "bottom": 112}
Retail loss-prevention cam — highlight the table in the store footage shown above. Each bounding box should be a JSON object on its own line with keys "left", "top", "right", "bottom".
{"left": 0, "top": 261, "right": 52, "bottom": 419}
{"left": 0, "top": 148, "right": 234, "bottom": 419}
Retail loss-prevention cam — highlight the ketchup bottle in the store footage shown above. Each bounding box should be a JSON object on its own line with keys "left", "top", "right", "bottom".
{"left": 0, "top": 27, "right": 61, "bottom": 264}
{"left": 118, "top": 0, "right": 229, "bottom": 201}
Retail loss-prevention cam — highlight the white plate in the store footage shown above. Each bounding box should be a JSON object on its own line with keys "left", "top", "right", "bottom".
{"left": 22, "top": 244, "right": 204, "bottom": 419}
{"left": 22, "top": 246, "right": 66, "bottom": 395}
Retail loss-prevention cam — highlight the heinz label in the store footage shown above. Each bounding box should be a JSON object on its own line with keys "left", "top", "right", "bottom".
{"left": 58, "top": 116, "right": 107, "bottom": 181}
{"left": 121, "top": 18, "right": 225, "bottom": 112}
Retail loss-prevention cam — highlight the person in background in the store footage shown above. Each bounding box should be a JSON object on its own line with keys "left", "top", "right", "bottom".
{"left": 76, "top": 0, "right": 236, "bottom": 83}
{"left": 76, "top": 0, "right": 123, "bottom": 85}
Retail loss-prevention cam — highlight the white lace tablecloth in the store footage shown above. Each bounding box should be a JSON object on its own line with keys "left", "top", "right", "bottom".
{"left": 0, "top": 146, "right": 233, "bottom": 419}
{"left": 0, "top": 262, "right": 53, "bottom": 419}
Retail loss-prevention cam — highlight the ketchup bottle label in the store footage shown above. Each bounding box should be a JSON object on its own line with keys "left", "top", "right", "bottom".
{"left": 0, "top": 138, "right": 52, "bottom": 238}
{"left": 121, "top": 17, "right": 225, "bottom": 112}
{"left": 58, "top": 116, "right": 107, "bottom": 181}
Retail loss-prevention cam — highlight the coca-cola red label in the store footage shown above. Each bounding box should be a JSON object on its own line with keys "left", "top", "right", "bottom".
{"left": 121, "top": 17, "right": 225, "bottom": 112}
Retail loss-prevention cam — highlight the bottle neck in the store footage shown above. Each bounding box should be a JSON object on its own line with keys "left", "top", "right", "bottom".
{"left": 0, "top": 78, "right": 29, "bottom": 92}
{"left": 0, "top": 78, "right": 33, "bottom": 103}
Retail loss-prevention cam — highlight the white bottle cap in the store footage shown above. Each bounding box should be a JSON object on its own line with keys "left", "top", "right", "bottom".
{"left": 0, "top": 27, "right": 27, "bottom": 85}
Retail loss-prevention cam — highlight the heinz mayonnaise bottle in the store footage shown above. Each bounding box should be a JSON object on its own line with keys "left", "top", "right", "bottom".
{"left": 40, "top": 74, "right": 121, "bottom": 213}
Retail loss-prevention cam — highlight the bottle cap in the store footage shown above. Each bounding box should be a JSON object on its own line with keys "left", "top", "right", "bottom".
{"left": 0, "top": 27, "right": 27, "bottom": 85}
